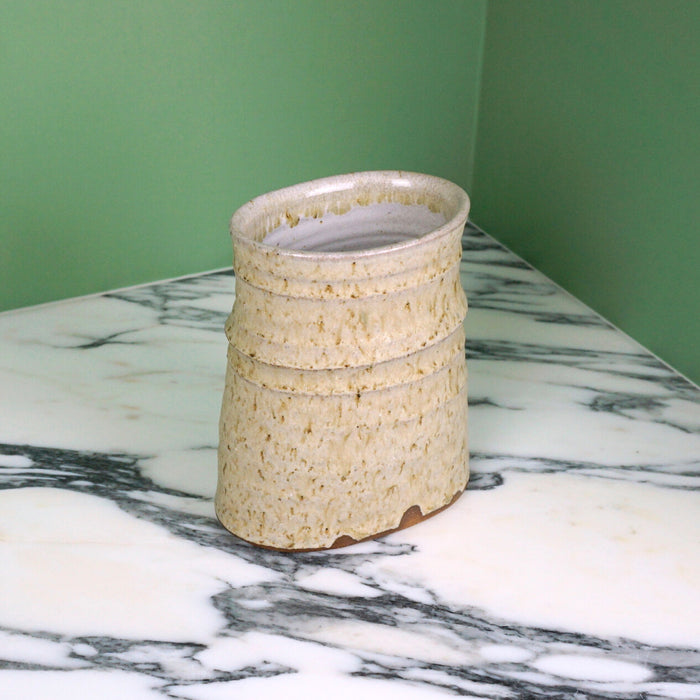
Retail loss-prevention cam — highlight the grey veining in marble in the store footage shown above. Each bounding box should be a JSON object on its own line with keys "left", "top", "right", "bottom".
{"left": 0, "top": 223, "right": 698, "bottom": 699}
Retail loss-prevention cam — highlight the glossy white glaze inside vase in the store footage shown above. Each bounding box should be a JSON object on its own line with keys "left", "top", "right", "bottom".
{"left": 263, "top": 202, "right": 447, "bottom": 252}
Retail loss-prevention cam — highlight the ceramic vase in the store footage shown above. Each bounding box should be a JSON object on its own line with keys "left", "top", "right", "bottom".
{"left": 216, "top": 171, "right": 470, "bottom": 550}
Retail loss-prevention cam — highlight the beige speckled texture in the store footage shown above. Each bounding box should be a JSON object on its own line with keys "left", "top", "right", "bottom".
{"left": 216, "top": 171, "right": 470, "bottom": 550}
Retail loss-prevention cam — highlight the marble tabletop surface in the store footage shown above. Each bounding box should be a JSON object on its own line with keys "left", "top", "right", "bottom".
{"left": 1, "top": 223, "right": 699, "bottom": 699}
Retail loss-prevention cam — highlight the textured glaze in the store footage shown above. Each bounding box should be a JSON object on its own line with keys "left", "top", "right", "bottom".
{"left": 217, "top": 172, "right": 471, "bottom": 549}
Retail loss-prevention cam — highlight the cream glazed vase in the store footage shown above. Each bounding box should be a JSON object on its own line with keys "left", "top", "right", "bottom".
{"left": 217, "top": 171, "right": 470, "bottom": 551}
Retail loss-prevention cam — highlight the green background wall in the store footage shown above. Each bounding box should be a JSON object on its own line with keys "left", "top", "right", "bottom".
{"left": 1, "top": 1, "right": 698, "bottom": 384}
{"left": 1, "top": 0, "right": 485, "bottom": 308}
{"left": 472, "top": 0, "right": 699, "bottom": 383}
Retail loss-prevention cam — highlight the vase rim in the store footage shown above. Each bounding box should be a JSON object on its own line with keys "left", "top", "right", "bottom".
{"left": 229, "top": 170, "right": 470, "bottom": 260}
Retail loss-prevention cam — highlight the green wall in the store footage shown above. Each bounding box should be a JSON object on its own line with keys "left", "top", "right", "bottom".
{"left": 472, "top": 0, "right": 700, "bottom": 383}
{"left": 0, "top": 0, "right": 485, "bottom": 309}
{"left": 2, "top": 1, "right": 698, "bottom": 384}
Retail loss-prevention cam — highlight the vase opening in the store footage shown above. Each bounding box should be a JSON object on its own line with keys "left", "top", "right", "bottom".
{"left": 263, "top": 202, "right": 447, "bottom": 253}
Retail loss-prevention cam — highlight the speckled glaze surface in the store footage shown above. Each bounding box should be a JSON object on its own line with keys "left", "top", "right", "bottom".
{"left": 216, "top": 172, "right": 471, "bottom": 550}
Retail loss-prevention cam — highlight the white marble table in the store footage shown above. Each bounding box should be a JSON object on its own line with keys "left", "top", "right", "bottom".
{"left": 1, "top": 223, "right": 699, "bottom": 699}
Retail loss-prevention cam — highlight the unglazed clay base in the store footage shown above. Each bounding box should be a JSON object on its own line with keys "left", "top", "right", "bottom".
{"left": 216, "top": 489, "right": 466, "bottom": 552}
{"left": 217, "top": 171, "right": 470, "bottom": 550}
